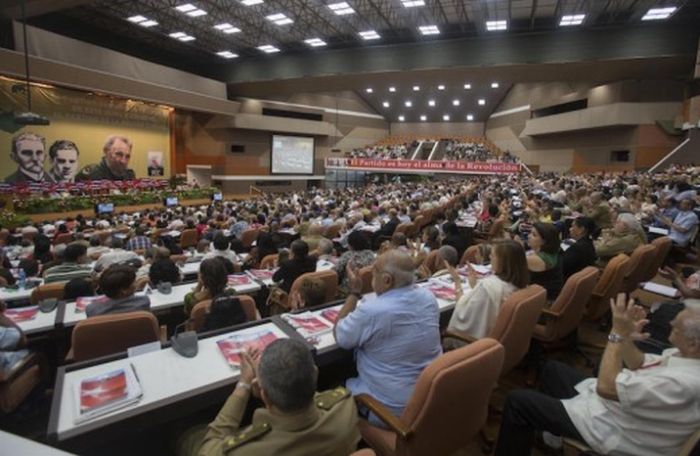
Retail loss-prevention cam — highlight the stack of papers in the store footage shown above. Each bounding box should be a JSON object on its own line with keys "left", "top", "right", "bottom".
{"left": 76, "top": 295, "right": 108, "bottom": 313}
{"left": 5, "top": 306, "right": 39, "bottom": 322}
{"left": 216, "top": 329, "right": 279, "bottom": 368}
{"left": 246, "top": 269, "right": 276, "bottom": 281}
{"left": 642, "top": 282, "right": 680, "bottom": 298}
{"left": 282, "top": 312, "right": 334, "bottom": 339}
{"left": 227, "top": 274, "right": 254, "bottom": 287}
{"left": 74, "top": 365, "right": 143, "bottom": 424}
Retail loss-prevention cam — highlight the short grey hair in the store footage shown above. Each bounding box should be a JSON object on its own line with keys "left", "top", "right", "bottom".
{"left": 317, "top": 238, "right": 333, "bottom": 255}
{"left": 681, "top": 308, "right": 700, "bottom": 341}
{"left": 617, "top": 213, "right": 642, "bottom": 233}
{"left": 257, "top": 339, "right": 317, "bottom": 413}
{"left": 12, "top": 132, "right": 45, "bottom": 155}
{"left": 103, "top": 135, "right": 133, "bottom": 154}
{"left": 438, "top": 245, "right": 458, "bottom": 267}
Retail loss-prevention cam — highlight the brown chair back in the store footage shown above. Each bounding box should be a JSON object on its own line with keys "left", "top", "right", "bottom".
{"left": 622, "top": 244, "right": 657, "bottom": 294}
{"left": 323, "top": 223, "right": 343, "bottom": 239}
{"left": 642, "top": 236, "right": 672, "bottom": 283}
{"left": 240, "top": 229, "right": 259, "bottom": 249}
{"left": 394, "top": 222, "right": 411, "bottom": 236}
{"left": 586, "top": 254, "right": 629, "bottom": 321}
{"left": 290, "top": 270, "right": 339, "bottom": 305}
{"left": 488, "top": 285, "right": 546, "bottom": 374}
{"left": 180, "top": 229, "right": 199, "bottom": 249}
{"left": 260, "top": 254, "right": 278, "bottom": 269}
{"left": 397, "top": 338, "right": 504, "bottom": 456}
{"left": 420, "top": 250, "right": 442, "bottom": 276}
{"left": 97, "top": 230, "right": 113, "bottom": 245}
{"left": 188, "top": 294, "right": 258, "bottom": 331}
{"left": 30, "top": 282, "right": 66, "bottom": 304}
{"left": 71, "top": 311, "right": 159, "bottom": 362}
{"left": 0, "top": 353, "right": 41, "bottom": 413}
{"left": 359, "top": 265, "right": 374, "bottom": 294}
{"left": 53, "top": 233, "right": 74, "bottom": 245}
{"left": 403, "top": 223, "right": 418, "bottom": 239}
{"left": 535, "top": 266, "right": 599, "bottom": 342}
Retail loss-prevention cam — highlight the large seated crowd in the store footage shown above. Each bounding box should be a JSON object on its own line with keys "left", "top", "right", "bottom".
{"left": 1, "top": 165, "right": 699, "bottom": 455}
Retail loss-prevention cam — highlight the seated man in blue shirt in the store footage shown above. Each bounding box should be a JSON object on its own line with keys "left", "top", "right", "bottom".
{"left": 656, "top": 198, "right": 699, "bottom": 247}
{"left": 334, "top": 250, "right": 442, "bottom": 424}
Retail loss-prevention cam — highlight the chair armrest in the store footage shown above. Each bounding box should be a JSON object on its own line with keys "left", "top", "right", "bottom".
{"left": 541, "top": 308, "right": 562, "bottom": 320}
{"left": 355, "top": 394, "right": 413, "bottom": 439}
{"left": 0, "top": 352, "right": 37, "bottom": 382}
{"left": 442, "top": 328, "right": 477, "bottom": 344}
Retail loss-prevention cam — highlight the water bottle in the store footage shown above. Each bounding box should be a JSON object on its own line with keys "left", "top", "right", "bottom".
{"left": 18, "top": 269, "right": 26, "bottom": 289}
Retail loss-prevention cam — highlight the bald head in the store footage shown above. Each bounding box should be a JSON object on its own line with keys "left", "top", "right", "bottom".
{"left": 374, "top": 250, "right": 415, "bottom": 293}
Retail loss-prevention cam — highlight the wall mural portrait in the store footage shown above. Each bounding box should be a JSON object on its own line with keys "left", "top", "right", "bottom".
{"left": 6, "top": 132, "right": 52, "bottom": 183}
{"left": 76, "top": 135, "right": 136, "bottom": 181}
{"left": 47, "top": 139, "right": 79, "bottom": 183}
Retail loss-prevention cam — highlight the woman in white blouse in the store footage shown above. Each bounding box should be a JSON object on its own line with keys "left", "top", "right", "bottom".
{"left": 445, "top": 240, "right": 530, "bottom": 342}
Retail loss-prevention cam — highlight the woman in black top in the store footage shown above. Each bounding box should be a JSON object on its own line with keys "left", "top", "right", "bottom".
{"left": 562, "top": 217, "right": 597, "bottom": 281}
{"left": 272, "top": 240, "right": 317, "bottom": 293}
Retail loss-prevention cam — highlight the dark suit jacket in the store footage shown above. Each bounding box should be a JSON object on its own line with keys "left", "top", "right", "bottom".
{"left": 562, "top": 237, "right": 596, "bottom": 280}
{"left": 272, "top": 256, "right": 318, "bottom": 293}
{"left": 4, "top": 169, "right": 54, "bottom": 184}
{"left": 378, "top": 218, "right": 400, "bottom": 237}
{"left": 442, "top": 234, "right": 469, "bottom": 260}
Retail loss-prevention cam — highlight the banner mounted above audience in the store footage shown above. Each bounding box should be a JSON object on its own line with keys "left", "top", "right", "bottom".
{"left": 0, "top": 77, "right": 171, "bottom": 184}
{"left": 325, "top": 157, "right": 521, "bottom": 175}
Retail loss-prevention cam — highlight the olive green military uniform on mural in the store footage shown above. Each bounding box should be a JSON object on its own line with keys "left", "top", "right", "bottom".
{"left": 76, "top": 158, "right": 135, "bottom": 181}
{"left": 179, "top": 386, "right": 359, "bottom": 456}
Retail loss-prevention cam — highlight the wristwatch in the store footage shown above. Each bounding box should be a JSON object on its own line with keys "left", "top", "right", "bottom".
{"left": 608, "top": 332, "right": 625, "bottom": 344}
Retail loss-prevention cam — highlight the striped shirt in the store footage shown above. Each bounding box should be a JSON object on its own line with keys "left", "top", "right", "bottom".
{"left": 43, "top": 262, "right": 93, "bottom": 284}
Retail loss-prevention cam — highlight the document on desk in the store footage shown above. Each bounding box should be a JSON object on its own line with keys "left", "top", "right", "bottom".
{"left": 216, "top": 329, "right": 280, "bottom": 368}
{"left": 282, "top": 312, "right": 334, "bottom": 339}
{"left": 73, "top": 364, "right": 143, "bottom": 424}
{"left": 642, "top": 282, "right": 680, "bottom": 298}
{"left": 648, "top": 227, "right": 670, "bottom": 235}
{"left": 4, "top": 305, "right": 39, "bottom": 323}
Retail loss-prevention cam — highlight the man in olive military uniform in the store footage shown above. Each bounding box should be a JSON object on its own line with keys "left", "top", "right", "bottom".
{"left": 177, "top": 338, "right": 359, "bottom": 456}
{"left": 76, "top": 135, "right": 136, "bottom": 181}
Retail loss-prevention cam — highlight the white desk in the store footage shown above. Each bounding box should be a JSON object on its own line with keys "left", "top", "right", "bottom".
{"left": 316, "top": 259, "right": 336, "bottom": 271}
{"left": 62, "top": 283, "right": 196, "bottom": 327}
{"left": 1, "top": 430, "right": 75, "bottom": 455}
{"left": 0, "top": 281, "right": 42, "bottom": 302}
{"left": 12, "top": 305, "right": 59, "bottom": 336}
{"left": 51, "top": 322, "right": 289, "bottom": 441}
{"left": 179, "top": 261, "right": 201, "bottom": 276}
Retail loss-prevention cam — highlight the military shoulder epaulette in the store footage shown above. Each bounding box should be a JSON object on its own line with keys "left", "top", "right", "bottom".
{"left": 223, "top": 422, "right": 271, "bottom": 452}
{"left": 316, "top": 387, "right": 350, "bottom": 411}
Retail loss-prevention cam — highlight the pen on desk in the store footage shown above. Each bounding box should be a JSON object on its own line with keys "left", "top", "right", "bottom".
{"left": 130, "top": 363, "right": 140, "bottom": 383}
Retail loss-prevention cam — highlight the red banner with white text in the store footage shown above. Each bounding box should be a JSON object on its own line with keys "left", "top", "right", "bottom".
{"left": 325, "top": 157, "right": 520, "bottom": 175}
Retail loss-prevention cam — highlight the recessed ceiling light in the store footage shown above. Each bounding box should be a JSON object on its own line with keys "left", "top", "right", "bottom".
{"left": 443, "top": 114, "right": 450, "bottom": 121}
{"left": 180, "top": 35, "right": 196, "bottom": 41}
{"left": 216, "top": 51, "right": 238, "bottom": 59}
{"left": 642, "top": 6, "right": 677, "bottom": 20}
{"left": 478, "top": 99, "right": 486, "bottom": 106}
{"left": 169, "top": 32, "right": 187, "bottom": 38}
{"left": 240, "top": 0, "right": 263, "bottom": 5}
{"left": 401, "top": 0, "right": 425, "bottom": 7}
{"left": 389, "top": 87, "right": 396, "bottom": 92}
{"left": 420, "top": 115, "right": 427, "bottom": 121}
{"left": 428, "top": 99, "right": 436, "bottom": 107}
{"left": 266, "top": 13, "right": 293, "bottom": 25}
{"left": 560, "top": 14, "right": 586, "bottom": 26}
{"left": 486, "top": 20, "right": 507, "bottom": 31}
{"left": 366, "top": 88, "right": 373, "bottom": 93}
{"left": 140, "top": 20, "right": 158, "bottom": 27}
{"left": 452, "top": 99, "right": 460, "bottom": 106}
{"left": 467, "top": 114, "right": 474, "bottom": 121}
{"left": 491, "top": 82, "right": 499, "bottom": 88}
{"left": 188, "top": 9, "right": 207, "bottom": 17}
{"left": 464, "top": 83, "right": 471, "bottom": 89}
{"left": 258, "top": 44, "right": 280, "bottom": 53}
{"left": 405, "top": 101, "right": 412, "bottom": 107}
{"left": 398, "top": 115, "right": 405, "bottom": 122}
{"left": 382, "top": 101, "right": 390, "bottom": 108}
{"left": 214, "top": 23, "right": 241, "bottom": 34}
{"left": 359, "top": 30, "right": 381, "bottom": 40}
{"left": 413, "top": 85, "right": 420, "bottom": 91}
{"left": 127, "top": 15, "right": 147, "bottom": 23}
{"left": 175, "top": 3, "right": 197, "bottom": 12}
{"left": 437, "top": 85, "right": 445, "bottom": 90}
{"left": 327, "top": 2, "right": 355, "bottom": 15}
{"left": 418, "top": 25, "right": 440, "bottom": 35}
{"left": 305, "top": 38, "right": 327, "bottom": 47}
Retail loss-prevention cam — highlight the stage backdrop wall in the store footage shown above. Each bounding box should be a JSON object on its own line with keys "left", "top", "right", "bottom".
{"left": 0, "top": 77, "right": 171, "bottom": 183}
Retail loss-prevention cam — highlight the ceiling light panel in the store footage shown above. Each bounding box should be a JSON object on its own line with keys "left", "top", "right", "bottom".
{"left": 240, "top": 0, "right": 263, "bottom": 5}
{"left": 401, "top": 0, "right": 425, "bottom": 7}
{"left": 305, "top": 38, "right": 327, "bottom": 47}
{"left": 258, "top": 44, "right": 280, "bottom": 53}
{"left": 398, "top": 115, "right": 405, "bottom": 121}
{"left": 214, "top": 23, "right": 241, "bottom": 34}
{"left": 641, "top": 7, "right": 677, "bottom": 20}
{"left": 478, "top": 99, "right": 486, "bottom": 106}
{"left": 418, "top": 25, "right": 440, "bottom": 35}
{"left": 140, "top": 20, "right": 158, "bottom": 27}
{"left": 359, "top": 30, "right": 380, "bottom": 40}
{"left": 464, "top": 83, "right": 471, "bottom": 89}
{"left": 437, "top": 85, "right": 445, "bottom": 90}
{"left": 127, "top": 15, "right": 147, "bottom": 23}
{"left": 420, "top": 115, "right": 427, "bottom": 121}
{"left": 560, "top": 14, "right": 585, "bottom": 26}
{"left": 389, "top": 87, "right": 396, "bottom": 92}
{"left": 266, "top": 13, "right": 293, "bottom": 25}
{"left": 327, "top": 2, "right": 355, "bottom": 15}
{"left": 486, "top": 20, "right": 507, "bottom": 31}
{"left": 467, "top": 114, "right": 474, "bottom": 121}
{"left": 428, "top": 100, "right": 436, "bottom": 106}
{"left": 382, "top": 101, "right": 390, "bottom": 108}
{"left": 169, "top": 31, "right": 196, "bottom": 41}
{"left": 443, "top": 114, "right": 450, "bottom": 121}
{"left": 216, "top": 51, "right": 238, "bottom": 59}
{"left": 413, "top": 85, "right": 420, "bottom": 91}
{"left": 175, "top": 3, "right": 207, "bottom": 17}
{"left": 491, "top": 82, "right": 499, "bottom": 88}
{"left": 405, "top": 101, "right": 412, "bottom": 107}
{"left": 366, "top": 88, "right": 373, "bottom": 93}
{"left": 452, "top": 99, "right": 460, "bottom": 106}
